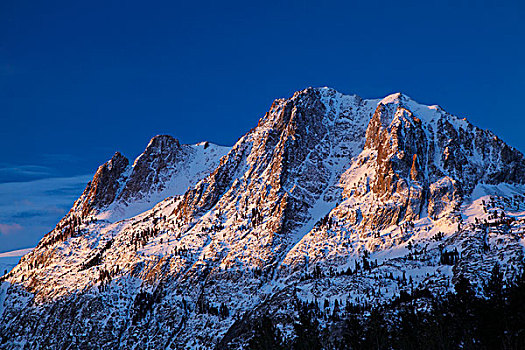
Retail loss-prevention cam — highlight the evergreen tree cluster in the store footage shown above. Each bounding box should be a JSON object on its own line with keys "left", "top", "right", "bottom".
{"left": 251, "top": 207, "right": 263, "bottom": 227}
{"left": 130, "top": 227, "right": 160, "bottom": 250}
{"left": 248, "top": 264, "right": 525, "bottom": 349}
{"left": 79, "top": 239, "right": 113, "bottom": 271}
{"left": 40, "top": 214, "right": 83, "bottom": 249}
{"left": 131, "top": 285, "right": 165, "bottom": 324}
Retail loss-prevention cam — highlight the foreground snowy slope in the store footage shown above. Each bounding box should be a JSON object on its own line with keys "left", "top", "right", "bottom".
{"left": 1, "top": 87, "right": 524, "bottom": 349}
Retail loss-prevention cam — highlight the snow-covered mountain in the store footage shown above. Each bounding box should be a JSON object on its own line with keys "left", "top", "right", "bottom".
{"left": 0, "top": 249, "right": 32, "bottom": 279}
{"left": 1, "top": 87, "right": 525, "bottom": 349}
{"left": 72, "top": 135, "right": 230, "bottom": 222}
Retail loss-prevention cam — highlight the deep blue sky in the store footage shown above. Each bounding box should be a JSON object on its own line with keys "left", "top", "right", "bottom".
{"left": 0, "top": 0, "right": 524, "bottom": 251}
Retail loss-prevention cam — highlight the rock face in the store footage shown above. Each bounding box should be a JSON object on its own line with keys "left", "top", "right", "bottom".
{"left": 118, "top": 135, "right": 186, "bottom": 203}
{"left": 348, "top": 93, "right": 525, "bottom": 230}
{"left": 1, "top": 87, "right": 525, "bottom": 349}
{"left": 75, "top": 151, "right": 129, "bottom": 217}
{"left": 72, "top": 135, "right": 230, "bottom": 222}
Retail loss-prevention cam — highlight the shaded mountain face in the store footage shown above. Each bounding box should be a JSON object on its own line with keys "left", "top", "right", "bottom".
{"left": 1, "top": 87, "right": 525, "bottom": 349}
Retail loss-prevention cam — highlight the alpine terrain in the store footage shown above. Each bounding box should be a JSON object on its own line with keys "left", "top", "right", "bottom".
{"left": 2, "top": 87, "right": 525, "bottom": 349}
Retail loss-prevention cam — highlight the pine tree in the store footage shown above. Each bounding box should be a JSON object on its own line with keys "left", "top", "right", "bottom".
{"left": 485, "top": 263, "right": 504, "bottom": 301}
{"left": 292, "top": 305, "right": 322, "bottom": 350}
{"left": 248, "top": 315, "right": 284, "bottom": 350}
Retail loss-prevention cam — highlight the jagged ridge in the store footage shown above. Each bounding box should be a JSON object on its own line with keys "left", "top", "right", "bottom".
{"left": 1, "top": 87, "right": 525, "bottom": 349}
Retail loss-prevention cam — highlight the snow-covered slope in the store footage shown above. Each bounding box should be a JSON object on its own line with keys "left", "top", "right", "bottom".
{"left": 71, "top": 135, "right": 230, "bottom": 222}
{"left": 0, "top": 248, "right": 32, "bottom": 276}
{"left": 1, "top": 87, "right": 524, "bottom": 349}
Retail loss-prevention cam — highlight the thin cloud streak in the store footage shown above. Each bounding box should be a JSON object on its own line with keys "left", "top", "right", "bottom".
{"left": 0, "top": 164, "right": 55, "bottom": 183}
{"left": 0, "top": 223, "right": 23, "bottom": 235}
{"left": 0, "top": 174, "right": 91, "bottom": 253}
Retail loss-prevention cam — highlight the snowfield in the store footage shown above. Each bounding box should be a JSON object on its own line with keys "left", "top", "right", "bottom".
{"left": 1, "top": 87, "right": 525, "bottom": 349}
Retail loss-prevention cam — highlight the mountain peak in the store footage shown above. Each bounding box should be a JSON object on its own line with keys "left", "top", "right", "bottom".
{"left": 141, "top": 134, "right": 181, "bottom": 158}
{"left": 72, "top": 151, "right": 129, "bottom": 216}
{"left": 108, "top": 151, "right": 128, "bottom": 169}
{"left": 147, "top": 134, "right": 179, "bottom": 145}
{"left": 379, "top": 92, "right": 408, "bottom": 105}
{"left": 3, "top": 87, "right": 525, "bottom": 349}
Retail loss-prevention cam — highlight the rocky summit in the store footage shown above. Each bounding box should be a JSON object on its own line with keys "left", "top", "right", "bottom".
{"left": 1, "top": 87, "right": 525, "bottom": 349}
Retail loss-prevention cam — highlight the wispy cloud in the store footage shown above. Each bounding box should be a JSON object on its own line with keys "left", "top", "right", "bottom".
{"left": 41, "top": 153, "right": 83, "bottom": 163}
{"left": 0, "top": 174, "right": 91, "bottom": 253}
{"left": 0, "top": 153, "right": 86, "bottom": 184}
{"left": 0, "top": 223, "right": 23, "bottom": 235}
{"left": 0, "top": 164, "right": 55, "bottom": 183}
